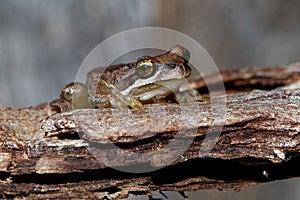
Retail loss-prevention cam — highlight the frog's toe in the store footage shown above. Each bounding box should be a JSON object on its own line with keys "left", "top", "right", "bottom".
{"left": 129, "top": 97, "right": 143, "bottom": 110}
{"left": 108, "top": 96, "right": 130, "bottom": 111}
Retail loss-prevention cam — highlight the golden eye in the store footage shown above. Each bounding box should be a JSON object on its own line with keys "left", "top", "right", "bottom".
{"left": 135, "top": 59, "right": 156, "bottom": 78}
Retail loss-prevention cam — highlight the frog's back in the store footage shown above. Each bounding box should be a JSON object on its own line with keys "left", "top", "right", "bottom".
{"left": 86, "top": 63, "right": 135, "bottom": 97}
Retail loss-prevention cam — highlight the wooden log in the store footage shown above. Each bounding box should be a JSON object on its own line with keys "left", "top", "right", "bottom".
{"left": 0, "top": 63, "right": 300, "bottom": 199}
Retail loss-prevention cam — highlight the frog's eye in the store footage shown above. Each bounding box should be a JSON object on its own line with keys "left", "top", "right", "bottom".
{"left": 136, "top": 59, "right": 156, "bottom": 78}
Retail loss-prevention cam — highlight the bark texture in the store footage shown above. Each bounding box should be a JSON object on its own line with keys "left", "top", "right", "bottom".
{"left": 0, "top": 62, "right": 300, "bottom": 199}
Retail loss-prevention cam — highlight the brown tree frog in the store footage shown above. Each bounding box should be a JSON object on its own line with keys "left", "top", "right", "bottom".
{"left": 50, "top": 45, "right": 198, "bottom": 112}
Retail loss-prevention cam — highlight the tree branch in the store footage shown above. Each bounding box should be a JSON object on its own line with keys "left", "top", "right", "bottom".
{"left": 0, "top": 63, "right": 300, "bottom": 199}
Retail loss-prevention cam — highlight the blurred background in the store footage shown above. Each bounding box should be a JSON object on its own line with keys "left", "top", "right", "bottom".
{"left": 0, "top": 0, "right": 300, "bottom": 199}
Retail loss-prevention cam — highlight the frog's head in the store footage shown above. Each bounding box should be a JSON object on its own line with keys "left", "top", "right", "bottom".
{"left": 136, "top": 44, "right": 191, "bottom": 79}
{"left": 118, "top": 45, "right": 191, "bottom": 94}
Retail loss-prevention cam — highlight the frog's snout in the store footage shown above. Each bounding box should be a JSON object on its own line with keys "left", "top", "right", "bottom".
{"left": 170, "top": 44, "right": 190, "bottom": 61}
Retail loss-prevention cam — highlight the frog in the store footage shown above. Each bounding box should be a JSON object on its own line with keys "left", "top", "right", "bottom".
{"left": 50, "top": 44, "right": 199, "bottom": 112}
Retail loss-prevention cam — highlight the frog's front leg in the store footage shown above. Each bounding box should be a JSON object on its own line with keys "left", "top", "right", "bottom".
{"left": 94, "top": 79, "right": 143, "bottom": 110}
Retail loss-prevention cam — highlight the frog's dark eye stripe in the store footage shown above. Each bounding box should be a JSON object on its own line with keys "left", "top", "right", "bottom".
{"left": 135, "top": 59, "right": 156, "bottom": 78}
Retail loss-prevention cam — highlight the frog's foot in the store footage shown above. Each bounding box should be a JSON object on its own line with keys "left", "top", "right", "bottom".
{"left": 107, "top": 93, "right": 143, "bottom": 110}
{"left": 129, "top": 96, "right": 143, "bottom": 110}
{"left": 175, "top": 89, "right": 203, "bottom": 104}
{"left": 96, "top": 79, "right": 143, "bottom": 110}
{"left": 50, "top": 98, "right": 72, "bottom": 113}
{"left": 94, "top": 95, "right": 142, "bottom": 110}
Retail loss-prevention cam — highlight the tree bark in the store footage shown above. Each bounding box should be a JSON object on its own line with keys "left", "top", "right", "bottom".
{"left": 0, "top": 63, "right": 300, "bottom": 199}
